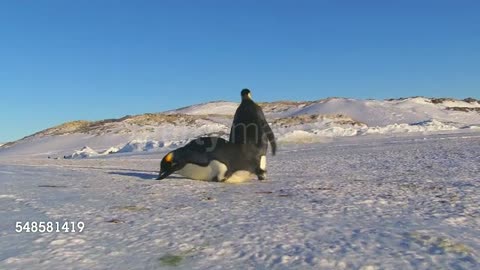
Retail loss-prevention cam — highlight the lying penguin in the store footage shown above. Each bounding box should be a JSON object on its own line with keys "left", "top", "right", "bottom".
{"left": 156, "top": 137, "right": 266, "bottom": 183}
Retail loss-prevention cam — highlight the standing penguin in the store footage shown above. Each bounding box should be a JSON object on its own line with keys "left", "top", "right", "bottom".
{"left": 229, "top": 89, "right": 276, "bottom": 180}
{"left": 157, "top": 137, "right": 265, "bottom": 183}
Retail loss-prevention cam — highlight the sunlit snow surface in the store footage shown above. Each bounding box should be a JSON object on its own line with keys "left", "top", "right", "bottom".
{"left": 0, "top": 132, "right": 479, "bottom": 269}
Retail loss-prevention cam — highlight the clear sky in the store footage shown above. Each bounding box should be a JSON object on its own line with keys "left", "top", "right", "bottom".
{"left": 0, "top": 0, "right": 479, "bottom": 142}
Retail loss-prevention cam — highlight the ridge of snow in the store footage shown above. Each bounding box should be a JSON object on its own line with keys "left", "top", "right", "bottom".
{"left": 364, "top": 119, "right": 458, "bottom": 135}
{"left": 61, "top": 119, "right": 465, "bottom": 159}
{"left": 64, "top": 146, "right": 99, "bottom": 159}
{"left": 117, "top": 140, "right": 164, "bottom": 153}
{"left": 165, "top": 101, "right": 239, "bottom": 115}
{"left": 277, "top": 119, "right": 460, "bottom": 144}
{"left": 441, "top": 100, "right": 480, "bottom": 108}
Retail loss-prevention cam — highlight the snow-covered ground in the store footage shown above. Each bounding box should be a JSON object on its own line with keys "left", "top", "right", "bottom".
{"left": 1, "top": 132, "right": 479, "bottom": 269}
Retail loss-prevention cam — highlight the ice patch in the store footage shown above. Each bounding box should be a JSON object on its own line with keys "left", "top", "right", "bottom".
{"left": 50, "top": 239, "right": 68, "bottom": 245}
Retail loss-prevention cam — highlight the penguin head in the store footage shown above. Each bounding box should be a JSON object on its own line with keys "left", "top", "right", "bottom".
{"left": 241, "top": 88, "right": 252, "bottom": 100}
{"left": 157, "top": 151, "right": 183, "bottom": 180}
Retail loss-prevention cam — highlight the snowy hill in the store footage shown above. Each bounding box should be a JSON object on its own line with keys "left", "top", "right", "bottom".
{"left": 1, "top": 97, "right": 479, "bottom": 158}
{"left": 165, "top": 101, "right": 239, "bottom": 116}
{"left": 1, "top": 98, "right": 479, "bottom": 269}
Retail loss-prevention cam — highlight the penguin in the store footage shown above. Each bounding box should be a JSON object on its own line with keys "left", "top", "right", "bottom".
{"left": 229, "top": 89, "right": 276, "bottom": 180}
{"left": 156, "top": 137, "right": 265, "bottom": 183}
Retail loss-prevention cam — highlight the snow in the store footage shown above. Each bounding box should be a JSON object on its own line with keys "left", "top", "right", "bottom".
{"left": 441, "top": 100, "right": 480, "bottom": 108}
{"left": 64, "top": 146, "right": 100, "bottom": 159}
{"left": 278, "top": 130, "right": 329, "bottom": 144}
{"left": 51, "top": 119, "right": 469, "bottom": 159}
{"left": 0, "top": 122, "right": 230, "bottom": 158}
{"left": 283, "top": 98, "right": 480, "bottom": 127}
{"left": 274, "top": 119, "right": 465, "bottom": 145}
{"left": 364, "top": 119, "right": 458, "bottom": 135}
{"left": 64, "top": 146, "right": 122, "bottom": 159}
{"left": 278, "top": 129, "right": 354, "bottom": 144}
{"left": 117, "top": 140, "right": 164, "bottom": 153}
{"left": 1, "top": 97, "right": 479, "bottom": 268}
{"left": 102, "top": 146, "right": 120, "bottom": 155}
{"left": 0, "top": 134, "right": 131, "bottom": 158}
{"left": 1, "top": 97, "right": 480, "bottom": 159}
{"left": 165, "top": 97, "right": 480, "bottom": 126}
{"left": 166, "top": 101, "right": 239, "bottom": 116}
{"left": 0, "top": 132, "right": 478, "bottom": 269}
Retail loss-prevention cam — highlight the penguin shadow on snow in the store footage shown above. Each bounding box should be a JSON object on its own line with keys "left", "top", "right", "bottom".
{"left": 107, "top": 171, "right": 185, "bottom": 180}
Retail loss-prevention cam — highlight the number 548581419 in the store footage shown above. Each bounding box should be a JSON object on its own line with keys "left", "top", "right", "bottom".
{"left": 15, "top": 221, "right": 85, "bottom": 233}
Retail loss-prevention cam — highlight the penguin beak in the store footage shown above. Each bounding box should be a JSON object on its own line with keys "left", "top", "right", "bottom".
{"left": 157, "top": 152, "right": 176, "bottom": 180}
{"left": 157, "top": 172, "right": 170, "bottom": 180}
{"left": 156, "top": 169, "right": 172, "bottom": 180}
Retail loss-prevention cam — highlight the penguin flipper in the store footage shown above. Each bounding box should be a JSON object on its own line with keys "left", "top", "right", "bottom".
{"left": 268, "top": 133, "right": 277, "bottom": 156}
{"left": 260, "top": 116, "right": 276, "bottom": 155}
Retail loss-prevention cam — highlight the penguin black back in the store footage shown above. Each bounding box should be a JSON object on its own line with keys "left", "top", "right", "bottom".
{"left": 157, "top": 137, "right": 265, "bottom": 182}
{"left": 229, "top": 89, "right": 276, "bottom": 155}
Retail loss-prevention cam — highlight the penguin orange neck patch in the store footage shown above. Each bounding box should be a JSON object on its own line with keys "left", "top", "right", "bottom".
{"left": 165, "top": 152, "right": 174, "bottom": 163}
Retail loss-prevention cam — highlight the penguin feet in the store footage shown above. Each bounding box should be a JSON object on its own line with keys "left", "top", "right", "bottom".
{"left": 256, "top": 170, "right": 267, "bottom": 180}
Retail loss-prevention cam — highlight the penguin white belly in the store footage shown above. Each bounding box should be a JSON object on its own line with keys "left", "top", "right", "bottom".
{"left": 260, "top": 155, "right": 267, "bottom": 170}
{"left": 176, "top": 160, "right": 228, "bottom": 181}
{"left": 224, "top": 170, "right": 255, "bottom": 183}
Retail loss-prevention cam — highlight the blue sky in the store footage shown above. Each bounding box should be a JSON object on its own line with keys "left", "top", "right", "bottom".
{"left": 0, "top": 0, "right": 479, "bottom": 142}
